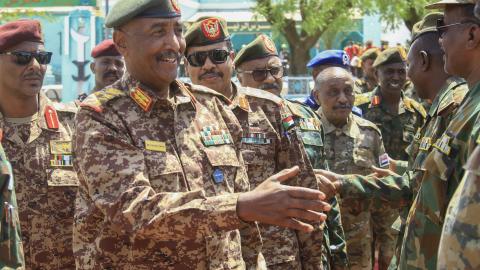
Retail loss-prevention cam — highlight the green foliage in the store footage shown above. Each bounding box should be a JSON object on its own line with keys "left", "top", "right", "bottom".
{"left": 0, "top": 10, "right": 55, "bottom": 24}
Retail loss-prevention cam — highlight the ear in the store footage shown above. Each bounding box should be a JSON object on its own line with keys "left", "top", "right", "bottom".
{"left": 419, "top": 50, "right": 430, "bottom": 72}
{"left": 90, "top": 62, "right": 96, "bottom": 73}
{"left": 113, "top": 30, "right": 127, "bottom": 56}
{"left": 466, "top": 24, "right": 480, "bottom": 49}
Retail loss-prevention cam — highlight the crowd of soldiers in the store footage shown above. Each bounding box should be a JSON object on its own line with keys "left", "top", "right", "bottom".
{"left": 0, "top": 0, "right": 479, "bottom": 269}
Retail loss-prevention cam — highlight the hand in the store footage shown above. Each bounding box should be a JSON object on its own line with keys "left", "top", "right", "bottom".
{"left": 313, "top": 169, "right": 343, "bottom": 191}
{"left": 237, "top": 166, "right": 331, "bottom": 233}
{"left": 388, "top": 157, "right": 398, "bottom": 173}
{"left": 314, "top": 170, "right": 337, "bottom": 200}
{"left": 370, "top": 165, "right": 400, "bottom": 178}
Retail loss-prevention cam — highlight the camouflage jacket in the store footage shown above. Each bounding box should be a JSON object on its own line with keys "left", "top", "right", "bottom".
{"left": 205, "top": 83, "right": 325, "bottom": 269}
{"left": 0, "top": 142, "right": 24, "bottom": 269}
{"left": 284, "top": 100, "right": 348, "bottom": 270}
{"left": 355, "top": 87, "right": 426, "bottom": 161}
{"left": 354, "top": 78, "right": 377, "bottom": 95}
{"left": 437, "top": 119, "right": 480, "bottom": 270}
{"left": 73, "top": 74, "right": 263, "bottom": 270}
{"left": 0, "top": 93, "right": 77, "bottom": 270}
{"left": 398, "top": 80, "right": 480, "bottom": 270}
{"left": 320, "top": 111, "right": 386, "bottom": 270}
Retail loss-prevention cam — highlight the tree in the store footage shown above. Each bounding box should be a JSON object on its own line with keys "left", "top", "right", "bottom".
{"left": 254, "top": 0, "right": 437, "bottom": 75}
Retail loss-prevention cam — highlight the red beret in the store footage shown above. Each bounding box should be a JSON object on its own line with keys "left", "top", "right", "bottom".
{"left": 91, "top": 39, "right": 120, "bottom": 58}
{"left": 0, "top": 19, "right": 43, "bottom": 52}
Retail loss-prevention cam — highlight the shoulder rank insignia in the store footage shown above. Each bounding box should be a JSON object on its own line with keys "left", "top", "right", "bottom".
{"left": 433, "top": 133, "right": 452, "bottom": 155}
{"left": 80, "top": 88, "right": 125, "bottom": 113}
{"left": 50, "top": 140, "right": 73, "bottom": 167}
{"left": 130, "top": 87, "right": 153, "bottom": 112}
{"left": 44, "top": 105, "right": 59, "bottom": 130}
{"left": 419, "top": 137, "right": 432, "bottom": 151}
{"left": 238, "top": 95, "right": 250, "bottom": 112}
{"left": 200, "top": 126, "right": 232, "bottom": 146}
{"left": 298, "top": 118, "right": 321, "bottom": 131}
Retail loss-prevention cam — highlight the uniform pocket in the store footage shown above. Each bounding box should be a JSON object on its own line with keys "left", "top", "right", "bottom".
{"left": 47, "top": 169, "right": 78, "bottom": 219}
{"left": 206, "top": 230, "right": 244, "bottom": 270}
{"left": 353, "top": 148, "right": 375, "bottom": 168}
{"left": 204, "top": 145, "right": 241, "bottom": 195}
{"left": 144, "top": 151, "right": 184, "bottom": 193}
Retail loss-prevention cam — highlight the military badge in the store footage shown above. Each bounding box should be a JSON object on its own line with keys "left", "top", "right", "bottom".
{"left": 379, "top": 153, "right": 390, "bottom": 168}
{"left": 201, "top": 18, "right": 221, "bottom": 40}
{"left": 50, "top": 140, "right": 73, "bottom": 167}
{"left": 212, "top": 168, "right": 224, "bottom": 184}
{"left": 372, "top": 96, "right": 381, "bottom": 106}
{"left": 44, "top": 105, "right": 59, "bottom": 130}
{"left": 242, "top": 133, "right": 272, "bottom": 145}
{"left": 419, "top": 137, "right": 432, "bottom": 151}
{"left": 50, "top": 140, "right": 72, "bottom": 155}
{"left": 200, "top": 126, "right": 232, "bottom": 146}
{"left": 298, "top": 118, "right": 321, "bottom": 131}
{"left": 433, "top": 133, "right": 452, "bottom": 155}
{"left": 262, "top": 35, "right": 277, "bottom": 53}
{"left": 130, "top": 87, "right": 153, "bottom": 112}
{"left": 50, "top": 154, "right": 73, "bottom": 167}
{"left": 238, "top": 96, "right": 250, "bottom": 112}
{"left": 145, "top": 140, "right": 166, "bottom": 152}
{"left": 171, "top": 0, "right": 181, "bottom": 14}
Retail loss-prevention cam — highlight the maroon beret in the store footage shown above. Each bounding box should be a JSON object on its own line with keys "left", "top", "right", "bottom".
{"left": 91, "top": 39, "right": 121, "bottom": 58}
{"left": 0, "top": 19, "right": 43, "bottom": 52}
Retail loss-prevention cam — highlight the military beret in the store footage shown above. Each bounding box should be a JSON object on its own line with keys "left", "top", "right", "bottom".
{"left": 411, "top": 12, "right": 444, "bottom": 42}
{"left": 184, "top": 16, "right": 230, "bottom": 48}
{"left": 426, "top": 0, "right": 475, "bottom": 9}
{"left": 234, "top": 34, "right": 278, "bottom": 66}
{"left": 373, "top": 47, "right": 406, "bottom": 68}
{"left": 360, "top": 48, "right": 379, "bottom": 62}
{"left": 306, "top": 50, "right": 350, "bottom": 68}
{"left": 0, "top": 19, "right": 43, "bottom": 52}
{"left": 105, "top": 0, "right": 181, "bottom": 28}
{"left": 91, "top": 39, "right": 120, "bottom": 58}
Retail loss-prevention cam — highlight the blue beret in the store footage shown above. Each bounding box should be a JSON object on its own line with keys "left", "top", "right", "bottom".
{"left": 307, "top": 50, "right": 350, "bottom": 68}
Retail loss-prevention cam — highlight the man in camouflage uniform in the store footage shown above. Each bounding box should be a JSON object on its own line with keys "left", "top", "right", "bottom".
{"left": 435, "top": 0, "right": 480, "bottom": 268}
{"left": 233, "top": 35, "right": 348, "bottom": 269}
{"left": 355, "top": 48, "right": 379, "bottom": 94}
{"left": 312, "top": 66, "right": 388, "bottom": 270}
{"left": 0, "top": 20, "right": 78, "bottom": 269}
{"left": 0, "top": 142, "right": 24, "bottom": 269}
{"left": 354, "top": 47, "right": 426, "bottom": 269}
{"left": 184, "top": 20, "right": 327, "bottom": 269}
{"left": 73, "top": 1, "right": 331, "bottom": 269}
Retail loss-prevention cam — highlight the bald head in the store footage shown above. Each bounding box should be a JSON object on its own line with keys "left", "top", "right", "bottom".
{"left": 313, "top": 67, "right": 354, "bottom": 127}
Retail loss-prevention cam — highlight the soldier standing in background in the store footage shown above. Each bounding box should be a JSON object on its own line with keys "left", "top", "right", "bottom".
{"left": 355, "top": 48, "right": 379, "bottom": 94}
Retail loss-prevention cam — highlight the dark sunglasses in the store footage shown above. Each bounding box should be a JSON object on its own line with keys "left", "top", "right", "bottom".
{"left": 186, "top": 49, "right": 229, "bottom": 67}
{"left": 436, "top": 18, "right": 479, "bottom": 37}
{"left": 0, "top": 51, "right": 52, "bottom": 65}
{"left": 237, "top": 66, "right": 284, "bottom": 82}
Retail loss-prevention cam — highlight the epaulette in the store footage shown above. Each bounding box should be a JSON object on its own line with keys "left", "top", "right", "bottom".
{"left": 354, "top": 114, "right": 382, "bottom": 135}
{"left": 239, "top": 86, "right": 283, "bottom": 105}
{"left": 80, "top": 87, "right": 126, "bottom": 113}
{"left": 438, "top": 81, "right": 468, "bottom": 116}
{"left": 53, "top": 101, "right": 78, "bottom": 114}
{"left": 187, "top": 83, "right": 231, "bottom": 105}
{"left": 354, "top": 93, "right": 371, "bottom": 107}
{"left": 404, "top": 97, "right": 427, "bottom": 118}
{"left": 284, "top": 99, "right": 314, "bottom": 118}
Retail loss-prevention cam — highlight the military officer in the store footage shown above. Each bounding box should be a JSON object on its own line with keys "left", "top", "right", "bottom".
{"left": 0, "top": 20, "right": 78, "bottom": 269}
{"left": 73, "top": 1, "right": 331, "bottom": 269}
{"left": 355, "top": 48, "right": 379, "bottom": 94}
{"left": 312, "top": 66, "right": 388, "bottom": 270}
{"left": 184, "top": 20, "right": 327, "bottom": 269}
{"left": 0, "top": 142, "right": 24, "bottom": 269}
{"left": 234, "top": 35, "right": 349, "bottom": 269}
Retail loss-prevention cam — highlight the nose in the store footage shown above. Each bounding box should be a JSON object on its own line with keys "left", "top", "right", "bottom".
{"left": 202, "top": 55, "right": 216, "bottom": 70}
{"left": 263, "top": 70, "right": 275, "bottom": 84}
{"left": 338, "top": 91, "right": 349, "bottom": 103}
{"left": 163, "top": 29, "right": 182, "bottom": 54}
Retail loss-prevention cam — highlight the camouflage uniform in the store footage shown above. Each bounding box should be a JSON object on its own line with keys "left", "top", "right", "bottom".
{"left": 320, "top": 110, "right": 386, "bottom": 270}
{"left": 283, "top": 100, "right": 348, "bottom": 270}
{"left": 398, "top": 81, "right": 480, "bottom": 270}
{"left": 0, "top": 142, "right": 24, "bottom": 269}
{"left": 354, "top": 78, "right": 377, "bottom": 95}
{"left": 355, "top": 87, "right": 426, "bottom": 268}
{"left": 73, "top": 73, "right": 264, "bottom": 269}
{"left": 437, "top": 127, "right": 480, "bottom": 270}
{"left": 389, "top": 77, "right": 468, "bottom": 267}
{"left": 0, "top": 93, "right": 77, "bottom": 269}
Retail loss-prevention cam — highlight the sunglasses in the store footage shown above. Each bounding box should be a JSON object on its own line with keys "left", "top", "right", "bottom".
{"left": 186, "top": 49, "right": 229, "bottom": 67}
{"left": 436, "top": 18, "right": 479, "bottom": 37}
{"left": 0, "top": 51, "right": 52, "bottom": 65}
{"left": 237, "top": 66, "right": 284, "bottom": 82}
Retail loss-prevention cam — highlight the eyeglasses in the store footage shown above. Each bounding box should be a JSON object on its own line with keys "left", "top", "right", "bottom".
{"left": 0, "top": 51, "right": 52, "bottom": 65}
{"left": 436, "top": 18, "right": 479, "bottom": 37}
{"left": 237, "top": 66, "right": 284, "bottom": 82}
{"left": 186, "top": 49, "right": 229, "bottom": 67}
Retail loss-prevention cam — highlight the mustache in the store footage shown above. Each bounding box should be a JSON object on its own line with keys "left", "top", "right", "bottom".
{"left": 23, "top": 72, "right": 43, "bottom": 80}
{"left": 199, "top": 70, "right": 223, "bottom": 80}
{"left": 260, "top": 83, "right": 280, "bottom": 90}
{"left": 156, "top": 51, "right": 182, "bottom": 62}
{"left": 333, "top": 104, "right": 352, "bottom": 110}
{"left": 103, "top": 71, "right": 120, "bottom": 79}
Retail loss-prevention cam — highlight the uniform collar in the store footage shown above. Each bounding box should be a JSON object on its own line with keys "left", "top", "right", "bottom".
{"left": 318, "top": 109, "right": 358, "bottom": 138}
{"left": 370, "top": 87, "right": 412, "bottom": 115}
{"left": 429, "top": 77, "right": 459, "bottom": 117}
{"left": 230, "top": 82, "right": 250, "bottom": 112}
